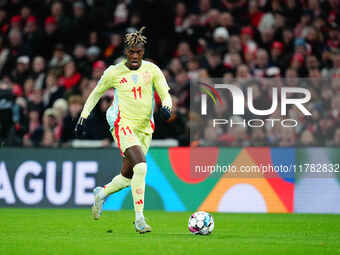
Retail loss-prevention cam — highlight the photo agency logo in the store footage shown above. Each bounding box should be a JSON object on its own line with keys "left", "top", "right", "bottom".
{"left": 200, "top": 81, "right": 312, "bottom": 128}
{"left": 200, "top": 81, "right": 224, "bottom": 107}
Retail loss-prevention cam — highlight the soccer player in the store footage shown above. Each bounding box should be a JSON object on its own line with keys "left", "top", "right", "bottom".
{"left": 74, "top": 27, "right": 172, "bottom": 233}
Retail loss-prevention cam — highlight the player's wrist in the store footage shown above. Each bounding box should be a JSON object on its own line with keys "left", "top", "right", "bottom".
{"left": 78, "top": 117, "right": 86, "bottom": 125}
{"left": 74, "top": 116, "right": 87, "bottom": 138}
{"left": 79, "top": 113, "right": 89, "bottom": 124}
{"left": 162, "top": 96, "right": 172, "bottom": 110}
{"left": 159, "top": 106, "right": 171, "bottom": 121}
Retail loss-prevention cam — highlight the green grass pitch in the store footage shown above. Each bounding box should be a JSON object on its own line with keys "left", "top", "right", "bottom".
{"left": 1, "top": 209, "right": 340, "bottom": 255}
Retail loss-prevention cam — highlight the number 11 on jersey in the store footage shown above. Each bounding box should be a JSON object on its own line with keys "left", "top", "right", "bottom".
{"left": 131, "top": 86, "right": 142, "bottom": 99}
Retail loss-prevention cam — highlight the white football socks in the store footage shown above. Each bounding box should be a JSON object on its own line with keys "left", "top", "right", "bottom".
{"left": 97, "top": 188, "right": 106, "bottom": 200}
{"left": 102, "top": 174, "right": 131, "bottom": 199}
{"left": 135, "top": 211, "right": 144, "bottom": 221}
{"left": 131, "top": 162, "right": 147, "bottom": 221}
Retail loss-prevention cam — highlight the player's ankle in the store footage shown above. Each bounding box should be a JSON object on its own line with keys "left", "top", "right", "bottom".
{"left": 135, "top": 211, "right": 144, "bottom": 221}
{"left": 98, "top": 188, "right": 106, "bottom": 200}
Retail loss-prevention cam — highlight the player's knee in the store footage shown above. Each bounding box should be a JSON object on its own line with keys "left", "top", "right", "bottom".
{"left": 125, "top": 145, "right": 146, "bottom": 165}
{"left": 133, "top": 162, "right": 147, "bottom": 178}
{"left": 121, "top": 165, "right": 134, "bottom": 179}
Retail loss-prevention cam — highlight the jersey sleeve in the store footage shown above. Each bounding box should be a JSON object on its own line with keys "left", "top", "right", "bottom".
{"left": 152, "top": 65, "right": 172, "bottom": 109}
{"left": 80, "top": 66, "right": 116, "bottom": 119}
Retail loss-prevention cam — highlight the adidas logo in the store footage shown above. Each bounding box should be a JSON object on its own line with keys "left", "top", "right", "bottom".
{"left": 135, "top": 199, "right": 143, "bottom": 205}
{"left": 120, "top": 77, "right": 127, "bottom": 84}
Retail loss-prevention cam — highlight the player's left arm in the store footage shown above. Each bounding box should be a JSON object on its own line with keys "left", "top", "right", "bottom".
{"left": 152, "top": 65, "right": 172, "bottom": 120}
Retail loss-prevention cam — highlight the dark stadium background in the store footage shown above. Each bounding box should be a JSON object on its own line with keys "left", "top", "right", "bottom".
{"left": 0, "top": 0, "right": 339, "bottom": 147}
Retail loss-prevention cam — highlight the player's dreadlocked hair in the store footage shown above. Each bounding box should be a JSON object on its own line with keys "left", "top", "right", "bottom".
{"left": 124, "top": 26, "right": 147, "bottom": 48}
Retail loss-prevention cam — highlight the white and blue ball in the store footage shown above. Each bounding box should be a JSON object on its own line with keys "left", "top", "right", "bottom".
{"left": 188, "top": 211, "right": 214, "bottom": 235}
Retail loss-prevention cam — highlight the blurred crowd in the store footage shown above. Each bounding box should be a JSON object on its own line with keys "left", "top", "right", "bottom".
{"left": 0, "top": 0, "right": 339, "bottom": 147}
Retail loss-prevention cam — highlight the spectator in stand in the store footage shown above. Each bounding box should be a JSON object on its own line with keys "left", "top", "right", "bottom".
{"left": 28, "top": 88, "right": 44, "bottom": 113}
{"left": 323, "top": 53, "right": 340, "bottom": 79}
{"left": 23, "top": 78, "right": 34, "bottom": 100}
{"left": 198, "top": 0, "right": 211, "bottom": 25}
{"left": 219, "top": 12, "right": 239, "bottom": 35}
{"left": 86, "top": 45, "right": 101, "bottom": 70}
{"left": 3, "top": 29, "right": 30, "bottom": 75}
{"left": 316, "top": 114, "right": 335, "bottom": 146}
{"left": 0, "top": 35, "right": 9, "bottom": 74}
{"left": 50, "top": 1, "right": 72, "bottom": 48}
{"left": 43, "top": 70, "right": 64, "bottom": 109}
{"left": 53, "top": 98, "right": 68, "bottom": 123}
{"left": 0, "top": 8, "right": 8, "bottom": 35}
{"left": 88, "top": 31, "right": 102, "bottom": 49}
{"left": 23, "top": 105, "right": 40, "bottom": 147}
{"left": 73, "top": 43, "right": 90, "bottom": 76}
{"left": 84, "top": 95, "right": 113, "bottom": 146}
{"left": 270, "top": 41, "right": 284, "bottom": 69}
{"left": 10, "top": 15, "right": 22, "bottom": 31}
{"left": 0, "top": 80, "right": 14, "bottom": 146}
{"left": 236, "top": 64, "right": 251, "bottom": 81}
{"left": 103, "top": 33, "right": 123, "bottom": 64}
{"left": 174, "top": 2, "right": 187, "bottom": 34}
{"left": 58, "top": 60, "right": 81, "bottom": 91}
{"left": 253, "top": 49, "right": 270, "bottom": 77}
{"left": 168, "top": 57, "right": 183, "bottom": 78}
{"left": 299, "top": 129, "right": 316, "bottom": 146}
{"left": 278, "top": 127, "right": 296, "bottom": 147}
{"left": 173, "top": 70, "right": 189, "bottom": 111}
{"left": 70, "top": 1, "right": 89, "bottom": 44}
{"left": 332, "top": 128, "right": 340, "bottom": 146}
{"left": 10, "top": 55, "right": 30, "bottom": 86}
{"left": 204, "top": 50, "right": 226, "bottom": 77}
{"left": 41, "top": 129, "right": 57, "bottom": 147}
{"left": 91, "top": 60, "right": 106, "bottom": 81}
{"left": 19, "top": 5, "right": 32, "bottom": 24}
{"left": 60, "top": 95, "right": 83, "bottom": 145}
{"left": 211, "top": 26, "right": 229, "bottom": 54}
{"left": 31, "top": 56, "right": 46, "bottom": 90}
{"left": 49, "top": 43, "right": 72, "bottom": 74}
{"left": 11, "top": 96, "right": 28, "bottom": 146}
{"left": 23, "top": 15, "right": 42, "bottom": 57}
{"left": 250, "top": 128, "right": 267, "bottom": 146}
{"left": 27, "top": 108, "right": 59, "bottom": 147}
{"left": 41, "top": 16, "right": 59, "bottom": 59}
{"left": 174, "top": 41, "right": 193, "bottom": 64}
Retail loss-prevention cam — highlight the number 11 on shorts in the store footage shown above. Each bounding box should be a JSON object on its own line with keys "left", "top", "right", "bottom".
{"left": 121, "top": 126, "right": 132, "bottom": 135}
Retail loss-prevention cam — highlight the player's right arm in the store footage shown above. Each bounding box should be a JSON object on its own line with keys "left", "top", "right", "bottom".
{"left": 80, "top": 66, "right": 116, "bottom": 119}
{"left": 74, "top": 66, "right": 116, "bottom": 137}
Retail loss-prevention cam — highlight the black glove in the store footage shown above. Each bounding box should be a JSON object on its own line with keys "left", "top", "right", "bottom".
{"left": 74, "top": 117, "right": 86, "bottom": 138}
{"left": 159, "top": 106, "right": 171, "bottom": 121}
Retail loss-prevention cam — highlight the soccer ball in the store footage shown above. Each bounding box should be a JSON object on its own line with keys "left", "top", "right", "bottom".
{"left": 188, "top": 211, "right": 214, "bottom": 235}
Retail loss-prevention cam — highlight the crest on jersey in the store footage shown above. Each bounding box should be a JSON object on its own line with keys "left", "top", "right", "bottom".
{"left": 131, "top": 74, "right": 138, "bottom": 84}
{"left": 142, "top": 71, "right": 151, "bottom": 84}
